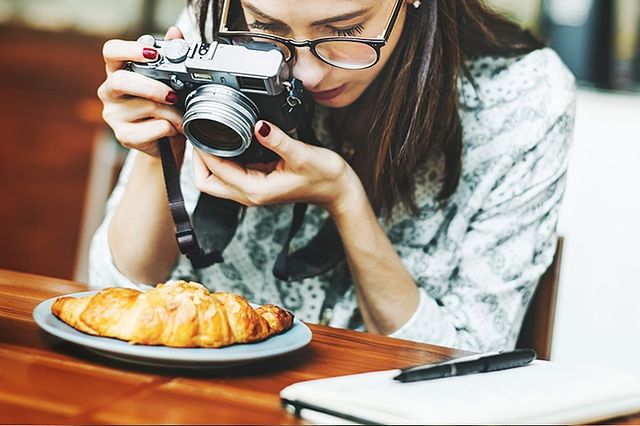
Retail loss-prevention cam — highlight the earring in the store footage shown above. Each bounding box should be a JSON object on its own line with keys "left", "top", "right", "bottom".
{"left": 412, "top": 0, "right": 422, "bottom": 8}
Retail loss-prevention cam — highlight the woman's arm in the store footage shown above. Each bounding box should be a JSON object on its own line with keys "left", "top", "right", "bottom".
{"left": 90, "top": 145, "right": 204, "bottom": 288}
{"left": 327, "top": 179, "right": 420, "bottom": 335}
{"left": 107, "top": 153, "right": 180, "bottom": 284}
{"left": 193, "top": 121, "right": 422, "bottom": 334}
{"left": 94, "top": 26, "right": 188, "bottom": 284}
{"left": 92, "top": 9, "right": 204, "bottom": 286}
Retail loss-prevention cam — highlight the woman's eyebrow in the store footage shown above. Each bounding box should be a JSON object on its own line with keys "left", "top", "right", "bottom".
{"left": 243, "top": 2, "right": 288, "bottom": 26}
{"left": 310, "top": 8, "right": 372, "bottom": 26}
{"left": 242, "top": 2, "right": 370, "bottom": 26}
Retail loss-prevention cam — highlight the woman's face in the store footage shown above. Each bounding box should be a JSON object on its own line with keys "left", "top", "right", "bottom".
{"left": 239, "top": 0, "right": 408, "bottom": 108}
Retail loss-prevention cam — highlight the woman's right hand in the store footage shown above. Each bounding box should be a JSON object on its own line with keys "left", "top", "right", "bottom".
{"left": 97, "top": 27, "right": 186, "bottom": 158}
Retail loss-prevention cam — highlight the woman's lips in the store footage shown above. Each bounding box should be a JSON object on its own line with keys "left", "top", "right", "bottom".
{"left": 310, "top": 84, "right": 347, "bottom": 101}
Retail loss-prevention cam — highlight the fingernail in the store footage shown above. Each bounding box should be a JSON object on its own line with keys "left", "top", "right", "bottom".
{"left": 258, "top": 122, "right": 271, "bottom": 137}
{"left": 143, "top": 47, "right": 157, "bottom": 59}
{"left": 166, "top": 91, "right": 178, "bottom": 104}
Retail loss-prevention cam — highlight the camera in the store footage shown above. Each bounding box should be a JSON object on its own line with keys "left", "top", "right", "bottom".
{"left": 129, "top": 35, "right": 311, "bottom": 163}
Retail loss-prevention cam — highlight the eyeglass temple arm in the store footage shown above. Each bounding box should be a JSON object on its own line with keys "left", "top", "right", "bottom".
{"left": 380, "top": 0, "right": 406, "bottom": 39}
{"left": 219, "top": 0, "right": 233, "bottom": 33}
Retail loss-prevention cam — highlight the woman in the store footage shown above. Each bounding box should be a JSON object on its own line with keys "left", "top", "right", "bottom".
{"left": 92, "top": 0, "right": 575, "bottom": 352}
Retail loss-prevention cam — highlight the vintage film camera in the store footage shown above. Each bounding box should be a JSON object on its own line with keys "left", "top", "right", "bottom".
{"left": 129, "top": 35, "right": 311, "bottom": 163}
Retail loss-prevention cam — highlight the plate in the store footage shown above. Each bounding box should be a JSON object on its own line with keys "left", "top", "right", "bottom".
{"left": 33, "top": 290, "right": 312, "bottom": 368}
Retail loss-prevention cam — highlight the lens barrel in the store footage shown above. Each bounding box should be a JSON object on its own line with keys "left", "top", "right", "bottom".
{"left": 183, "top": 84, "right": 259, "bottom": 157}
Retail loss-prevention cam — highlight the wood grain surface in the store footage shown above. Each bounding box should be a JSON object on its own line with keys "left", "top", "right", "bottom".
{"left": 1, "top": 268, "right": 638, "bottom": 424}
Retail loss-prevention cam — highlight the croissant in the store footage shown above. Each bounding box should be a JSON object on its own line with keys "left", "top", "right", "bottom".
{"left": 51, "top": 280, "right": 294, "bottom": 348}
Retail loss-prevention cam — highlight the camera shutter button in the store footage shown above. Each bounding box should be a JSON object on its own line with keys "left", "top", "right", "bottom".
{"left": 165, "top": 39, "right": 190, "bottom": 63}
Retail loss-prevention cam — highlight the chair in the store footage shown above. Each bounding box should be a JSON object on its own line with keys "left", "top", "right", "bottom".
{"left": 516, "top": 237, "right": 564, "bottom": 360}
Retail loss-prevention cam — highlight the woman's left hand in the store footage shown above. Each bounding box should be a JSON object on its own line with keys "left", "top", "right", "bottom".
{"left": 193, "top": 121, "right": 362, "bottom": 215}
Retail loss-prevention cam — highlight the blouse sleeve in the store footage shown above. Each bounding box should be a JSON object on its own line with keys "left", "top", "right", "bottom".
{"left": 389, "top": 49, "right": 576, "bottom": 352}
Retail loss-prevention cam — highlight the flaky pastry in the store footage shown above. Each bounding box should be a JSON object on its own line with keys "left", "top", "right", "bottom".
{"left": 51, "top": 280, "right": 294, "bottom": 348}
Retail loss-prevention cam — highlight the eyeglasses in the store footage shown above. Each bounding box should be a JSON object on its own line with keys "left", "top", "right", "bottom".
{"left": 218, "top": 0, "right": 404, "bottom": 70}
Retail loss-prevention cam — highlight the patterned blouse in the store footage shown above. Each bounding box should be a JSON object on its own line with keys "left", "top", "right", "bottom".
{"left": 89, "top": 11, "right": 576, "bottom": 353}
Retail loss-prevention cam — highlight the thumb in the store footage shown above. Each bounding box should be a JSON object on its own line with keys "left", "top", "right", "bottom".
{"left": 164, "top": 26, "right": 184, "bottom": 41}
{"left": 255, "top": 121, "right": 308, "bottom": 166}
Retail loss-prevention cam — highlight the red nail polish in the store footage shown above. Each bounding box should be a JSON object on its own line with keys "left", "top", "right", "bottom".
{"left": 258, "top": 122, "right": 271, "bottom": 137}
{"left": 166, "top": 91, "right": 178, "bottom": 104}
{"left": 143, "top": 47, "right": 157, "bottom": 59}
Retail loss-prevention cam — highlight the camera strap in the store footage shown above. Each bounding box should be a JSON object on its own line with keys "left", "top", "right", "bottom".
{"left": 158, "top": 137, "right": 225, "bottom": 268}
{"left": 158, "top": 78, "right": 345, "bottom": 280}
{"left": 158, "top": 137, "right": 345, "bottom": 281}
{"left": 271, "top": 101, "right": 346, "bottom": 281}
{"left": 272, "top": 205, "right": 345, "bottom": 280}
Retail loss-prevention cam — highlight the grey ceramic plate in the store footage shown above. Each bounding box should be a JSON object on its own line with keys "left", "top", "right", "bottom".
{"left": 33, "top": 290, "right": 312, "bottom": 368}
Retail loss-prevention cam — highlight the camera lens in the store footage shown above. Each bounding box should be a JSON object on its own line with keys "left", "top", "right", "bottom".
{"left": 183, "top": 84, "right": 259, "bottom": 157}
{"left": 188, "top": 121, "right": 242, "bottom": 150}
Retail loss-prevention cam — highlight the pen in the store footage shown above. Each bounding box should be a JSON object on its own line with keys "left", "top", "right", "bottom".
{"left": 393, "top": 348, "right": 536, "bottom": 383}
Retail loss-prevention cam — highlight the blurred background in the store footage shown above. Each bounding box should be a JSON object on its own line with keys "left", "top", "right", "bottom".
{"left": 0, "top": 0, "right": 638, "bottom": 371}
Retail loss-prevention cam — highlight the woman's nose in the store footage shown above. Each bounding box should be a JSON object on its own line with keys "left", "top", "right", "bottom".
{"left": 290, "top": 47, "right": 331, "bottom": 90}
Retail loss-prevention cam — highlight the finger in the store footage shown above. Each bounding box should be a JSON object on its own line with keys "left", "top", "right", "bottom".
{"left": 100, "top": 70, "right": 178, "bottom": 106}
{"left": 164, "top": 26, "right": 184, "bottom": 41}
{"left": 254, "top": 121, "right": 310, "bottom": 168}
{"left": 102, "top": 97, "right": 184, "bottom": 134}
{"left": 244, "top": 161, "right": 278, "bottom": 173}
{"left": 130, "top": 100, "right": 184, "bottom": 133}
{"left": 114, "top": 119, "right": 178, "bottom": 148}
{"left": 192, "top": 149, "right": 212, "bottom": 182}
{"left": 196, "top": 149, "right": 265, "bottom": 191}
{"left": 193, "top": 152, "right": 247, "bottom": 202}
{"left": 102, "top": 39, "right": 159, "bottom": 74}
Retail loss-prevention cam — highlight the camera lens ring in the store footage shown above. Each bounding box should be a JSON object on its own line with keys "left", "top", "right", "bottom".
{"left": 183, "top": 84, "right": 259, "bottom": 158}
{"left": 186, "top": 105, "right": 252, "bottom": 152}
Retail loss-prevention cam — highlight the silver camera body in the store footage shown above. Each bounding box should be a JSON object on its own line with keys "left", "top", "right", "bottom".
{"left": 129, "top": 35, "right": 306, "bottom": 163}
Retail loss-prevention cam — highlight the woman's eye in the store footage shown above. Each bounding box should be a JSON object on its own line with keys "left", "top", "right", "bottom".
{"left": 329, "top": 24, "right": 365, "bottom": 37}
{"left": 248, "top": 20, "right": 366, "bottom": 38}
{"left": 248, "top": 20, "right": 285, "bottom": 34}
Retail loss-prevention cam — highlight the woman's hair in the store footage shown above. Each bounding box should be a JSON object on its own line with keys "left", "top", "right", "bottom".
{"left": 188, "top": 0, "right": 544, "bottom": 217}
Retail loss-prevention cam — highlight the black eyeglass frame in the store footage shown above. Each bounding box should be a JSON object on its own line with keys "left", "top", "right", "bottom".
{"left": 217, "top": 0, "right": 405, "bottom": 70}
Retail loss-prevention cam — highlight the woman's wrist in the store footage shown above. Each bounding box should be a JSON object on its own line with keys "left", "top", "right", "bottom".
{"left": 326, "top": 167, "right": 371, "bottom": 225}
{"left": 136, "top": 137, "right": 186, "bottom": 170}
{"left": 136, "top": 149, "right": 163, "bottom": 167}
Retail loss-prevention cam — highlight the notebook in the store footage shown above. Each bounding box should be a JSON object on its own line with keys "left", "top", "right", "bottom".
{"left": 280, "top": 360, "right": 640, "bottom": 424}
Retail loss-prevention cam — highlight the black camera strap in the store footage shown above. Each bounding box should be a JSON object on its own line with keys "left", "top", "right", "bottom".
{"left": 158, "top": 137, "right": 224, "bottom": 268}
{"left": 158, "top": 131, "right": 345, "bottom": 280}
{"left": 272, "top": 206, "right": 345, "bottom": 280}
{"left": 271, "top": 102, "right": 346, "bottom": 281}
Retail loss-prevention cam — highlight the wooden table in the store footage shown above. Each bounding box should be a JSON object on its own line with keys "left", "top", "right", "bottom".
{"left": 1, "top": 268, "right": 638, "bottom": 424}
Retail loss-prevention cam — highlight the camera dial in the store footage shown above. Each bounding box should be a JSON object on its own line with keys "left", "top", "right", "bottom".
{"left": 165, "top": 39, "right": 190, "bottom": 63}
{"left": 137, "top": 34, "right": 156, "bottom": 47}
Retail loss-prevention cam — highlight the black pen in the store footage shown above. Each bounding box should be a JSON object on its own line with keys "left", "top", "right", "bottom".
{"left": 393, "top": 348, "right": 537, "bottom": 383}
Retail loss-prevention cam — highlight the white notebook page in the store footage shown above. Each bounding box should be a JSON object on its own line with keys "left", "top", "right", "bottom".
{"left": 281, "top": 360, "right": 640, "bottom": 424}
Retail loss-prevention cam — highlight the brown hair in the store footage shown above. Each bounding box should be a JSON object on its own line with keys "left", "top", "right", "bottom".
{"left": 188, "top": 0, "right": 544, "bottom": 217}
